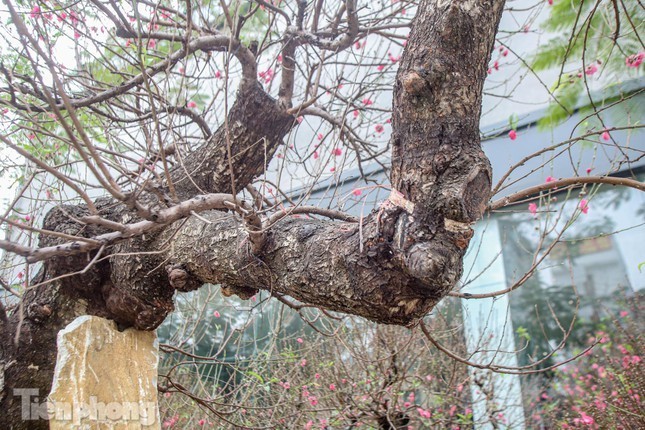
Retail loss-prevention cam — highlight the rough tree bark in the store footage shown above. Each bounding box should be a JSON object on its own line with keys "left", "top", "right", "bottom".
{"left": 0, "top": 0, "right": 505, "bottom": 428}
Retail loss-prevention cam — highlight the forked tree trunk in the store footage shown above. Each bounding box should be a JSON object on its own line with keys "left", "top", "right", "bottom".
{"left": 0, "top": 1, "right": 506, "bottom": 428}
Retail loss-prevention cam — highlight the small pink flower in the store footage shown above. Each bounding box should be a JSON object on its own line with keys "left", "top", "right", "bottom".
{"left": 309, "top": 396, "right": 318, "bottom": 406}
{"left": 352, "top": 189, "right": 362, "bottom": 196}
{"left": 416, "top": 408, "right": 431, "bottom": 419}
{"left": 300, "top": 359, "right": 307, "bottom": 367}
{"left": 586, "top": 167, "right": 593, "bottom": 174}
{"left": 375, "top": 124, "right": 384, "bottom": 133}
{"left": 296, "top": 116, "right": 303, "bottom": 124}
{"left": 297, "top": 337, "right": 303, "bottom": 343}
{"left": 579, "top": 199, "right": 589, "bottom": 214}
{"left": 377, "top": 64, "right": 385, "bottom": 71}
{"left": 25, "top": 215, "right": 31, "bottom": 222}
{"left": 187, "top": 101, "right": 197, "bottom": 108}
{"left": 585, "top": 64, "right": 598, "bottom": 75}
{"left": 198, "top": 419, "right": 206, "bottom": 426}
{"left": 330, "top": 167, "right": 335, "bottom": 172}
{"left": 332, "top": 148, "right": 342, "bottom": 156}
{"left": 404, "top": 402, "right": 411, "bottom": 408}
{"left": 580, "top": 412, "right": 594, "bottom": 425}
{"left": 215, "top": 70, "right": 222, "bottom": 79}
{"left": 362, "top": 98, "right": 373, "bottom": 106}
{"left": 528, "top": 202, "right": 538, "bottom": 216}
{"left": 315, "top": 373, "right": 321, "bottom": 379}
{"left": 601, "top": 131, "right": 610, "bottom": 141}
{"left": 313, "top": 150, "right": 319, "bottom": 159}
{"left": 281, "top": 381, "right": 291, "bottom": 390}
{"left": 305, "top": 420, "right": 314, "bottom": 430}
{"left": 546, "top": 176, "right": 556, "bottom": 183}
{"left": 352, "top": 110, "right": 359, "bottom": 118}
{"left": 329, "top": 384, "right": 336, "bottom": 391}
{"left": 148, "top": 39, "right": 156, "bottom": 49}
{"left": 620, "top": 310, "right": 629, "bottom": 317}
{"left": 213, "top": 311, "right": 220, "bottom": 318}
{"left": 30, "top": 6, "right": 41, "bottom": 19}
{"left": 508, "top": 129, "right": 517, "bottom": 140}
{"left": 625, "top": 52, "right": 644, "bottom": 68}
{"left": 547, "top": 0, "right": 553, "bottom": 4}
{"left": 317, "top": 133, "right": 323, "bottom": 140}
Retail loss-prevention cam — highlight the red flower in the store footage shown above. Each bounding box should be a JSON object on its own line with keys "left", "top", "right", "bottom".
{"left": 579, "top": 199, "right": 589, "bottom": 214}
{"left": 508, "top": 130, "right": 517, "bottom": 140}
{"left": 187, "top": 101, "right": 197, "bottom": 108}
{"left": 375, "top": 124, "right": 384, "bottom": 133}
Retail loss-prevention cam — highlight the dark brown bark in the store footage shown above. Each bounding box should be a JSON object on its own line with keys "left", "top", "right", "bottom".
{"left": 0, "top": 83, "right": 294, "bottom": 429}
{"left": 0, "top": 1, "right": 506, "bottom": 427}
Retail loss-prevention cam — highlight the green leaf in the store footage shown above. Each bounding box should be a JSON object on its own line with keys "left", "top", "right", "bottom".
{"left": 508, "top": 113, "right": 519, "bottom": 130}
{"left": 516, "top": 326, "right": 531, "bottom": 342}
{"left": 246, "top": 371, "right": 264, "bottom": 384}
{"left": 538, "top": 79, "right": 582, "bottom": 130}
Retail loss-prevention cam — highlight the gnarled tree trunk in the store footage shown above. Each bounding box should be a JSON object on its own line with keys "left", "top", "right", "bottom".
{"left": 0, "top": 1, "right": 505, "bottom": 428}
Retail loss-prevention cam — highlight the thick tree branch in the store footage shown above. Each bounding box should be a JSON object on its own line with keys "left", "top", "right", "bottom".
{"left": 0, "top": 193, "right": 259, "bottom": 263}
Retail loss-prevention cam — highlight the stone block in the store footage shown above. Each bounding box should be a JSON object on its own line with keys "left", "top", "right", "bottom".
{"left": 48, "top": 316, "right": 159, "bottom": 429}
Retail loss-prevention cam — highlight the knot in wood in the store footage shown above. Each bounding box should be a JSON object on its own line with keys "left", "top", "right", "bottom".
{"left": 166, "top": 264, "right": 201, "bottom": 292}
{"left": 27, "top": 303, "right": 53, "bottom": 322}
{"left": 401, "top": 71, "right": 427, "bottom": 95}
